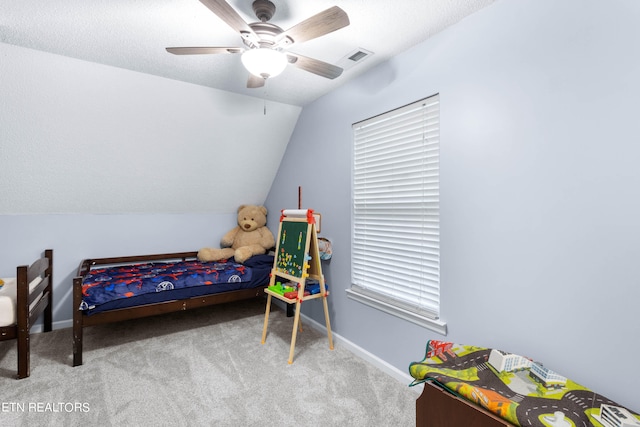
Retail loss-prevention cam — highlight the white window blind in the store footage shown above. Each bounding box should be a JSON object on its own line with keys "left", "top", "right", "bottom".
{"left": 348, "top": 94, "right": 445, "bottom": 333}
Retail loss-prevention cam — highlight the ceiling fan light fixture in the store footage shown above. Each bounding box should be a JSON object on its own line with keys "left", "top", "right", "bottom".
{"left": 241, "top": 48, "right": 287, "bottom": 79}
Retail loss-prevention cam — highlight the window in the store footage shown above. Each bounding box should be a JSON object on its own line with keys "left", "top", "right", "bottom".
{"left": 347, "top": 94, "right": 446, "bottom": 334}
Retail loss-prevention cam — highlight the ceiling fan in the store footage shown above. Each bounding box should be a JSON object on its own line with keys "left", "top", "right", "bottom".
{"left": 166, "top": 0, "right": 350, "bottom": 88}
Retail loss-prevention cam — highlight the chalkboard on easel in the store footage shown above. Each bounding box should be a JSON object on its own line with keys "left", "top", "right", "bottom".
{"left": 275, "top": 219, "right": 309, "bottom": 278}
{"left": 262, "top": 208, "right": 333, "bottom": 364}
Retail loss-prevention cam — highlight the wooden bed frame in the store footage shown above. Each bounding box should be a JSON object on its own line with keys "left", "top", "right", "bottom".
{"left": 72, "top": 251, "right": 269, "bottom": 367}
{"left": 416, "top": 381, "right": 512, "bottom": 427}
{"left": 0, "top": 249, "right": 54, "bottom": 379}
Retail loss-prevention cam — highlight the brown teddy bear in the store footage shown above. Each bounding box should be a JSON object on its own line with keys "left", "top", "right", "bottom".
{"left": 197, "top": 205, "right": 275, "bottom": 263}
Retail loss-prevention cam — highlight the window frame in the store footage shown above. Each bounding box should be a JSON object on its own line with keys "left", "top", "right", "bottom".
{"left": 347, "top": 94, "right": 446, "bottom": 335}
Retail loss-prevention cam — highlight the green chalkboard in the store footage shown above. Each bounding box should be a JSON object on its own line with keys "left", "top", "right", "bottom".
{"left": 275, "top": 220, "right": 309, "bottom": 278}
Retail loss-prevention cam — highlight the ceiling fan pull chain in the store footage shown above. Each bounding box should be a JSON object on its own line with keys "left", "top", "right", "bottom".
{"left": 264, "top": 85, "right": 268, "bottom": 115}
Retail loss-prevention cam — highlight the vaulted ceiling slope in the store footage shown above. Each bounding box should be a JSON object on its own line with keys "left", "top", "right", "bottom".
{"left": 0, "top": 0, "right": 496, "bottom": 106}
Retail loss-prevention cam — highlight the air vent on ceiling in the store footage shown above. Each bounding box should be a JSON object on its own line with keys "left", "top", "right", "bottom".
{"left": 349, "top": 50, "right": 369, "bottom": 62}
{"left": 337, "top": 48, "right": 374, "bottom": 71}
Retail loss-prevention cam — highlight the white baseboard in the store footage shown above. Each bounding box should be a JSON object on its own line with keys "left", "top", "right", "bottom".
{"left": 299, "top": 312, "right": 423, "bottom": 395}
{"left": 30, "top": 319, "right": 72, "bottom": 334}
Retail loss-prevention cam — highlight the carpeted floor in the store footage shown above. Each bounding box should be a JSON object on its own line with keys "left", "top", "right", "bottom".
{"left": 0, "top": 298, "right": 418, "bottom": 426}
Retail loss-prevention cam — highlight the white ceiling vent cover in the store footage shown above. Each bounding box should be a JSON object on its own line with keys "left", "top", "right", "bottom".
{"left": 337, "top": 48, "right": 374, "bottom": 71}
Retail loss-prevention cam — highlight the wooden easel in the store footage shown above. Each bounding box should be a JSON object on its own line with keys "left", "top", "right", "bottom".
{"left": 261, "top": 208, "right": 333, "bottom": 364}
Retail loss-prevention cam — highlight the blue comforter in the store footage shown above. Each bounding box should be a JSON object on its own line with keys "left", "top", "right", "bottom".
{"left": 80, "top": 259, "right": 252, "bottom": 311}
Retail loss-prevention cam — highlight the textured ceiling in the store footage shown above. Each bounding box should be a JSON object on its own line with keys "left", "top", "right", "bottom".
{"left": 0, "top": 0, "right": 496, "bottom": 106}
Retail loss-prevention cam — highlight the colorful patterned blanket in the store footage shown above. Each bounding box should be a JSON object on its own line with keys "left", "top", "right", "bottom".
{"left": 80, "top": 260, "right": 251, "bottom": 311}
{"left": 409, "top": 341, "right": 640, "bottom": 427}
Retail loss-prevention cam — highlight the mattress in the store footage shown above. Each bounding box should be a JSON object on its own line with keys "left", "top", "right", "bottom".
{"left": 80, "top": 254, "right": 274, "bottom": 316}
{"left": 0, "top": 276, "right": 44, "bottom": 327}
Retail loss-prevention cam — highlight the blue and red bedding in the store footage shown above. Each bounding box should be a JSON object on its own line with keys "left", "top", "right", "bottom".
{"left": 79, "top": 254, "right": 273, "bottom": 315}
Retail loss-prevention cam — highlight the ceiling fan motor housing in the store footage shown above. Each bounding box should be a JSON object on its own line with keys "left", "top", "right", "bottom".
{"left": 244, "top": 22, "right": 286, "bottom": 49}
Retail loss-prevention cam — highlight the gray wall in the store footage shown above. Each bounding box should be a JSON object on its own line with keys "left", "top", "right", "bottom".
{"left": 265, "top": 0, "right": 640, "bottom": 410}
{"left": 0, "top": 213, "right": 237, "bottom": 325}
{"left": 0, "top": 42, "right": 300, "bottom": 326}
{"left": 0, "top": 42, "right": 300, "bottom": 214}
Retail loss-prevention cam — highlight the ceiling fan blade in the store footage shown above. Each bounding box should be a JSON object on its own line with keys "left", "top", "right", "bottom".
{"left": 166, "top": 47, "right": 243, "bottom": 55}
{"left": 279, "top": 6, "right": 350, "bottom": 45}
{"left": 286, "top": 53, "right": 343, "bottom": 79}
{"left": 199, "top": 0, "right": 259, "bottom": 43}
{"left": 247, "top": 74, "right": 266, "bottom": 88}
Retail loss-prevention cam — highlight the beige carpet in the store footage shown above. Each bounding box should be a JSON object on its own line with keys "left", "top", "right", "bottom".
{"left": 0, "top": 298, "right": 418, "bottom": 426}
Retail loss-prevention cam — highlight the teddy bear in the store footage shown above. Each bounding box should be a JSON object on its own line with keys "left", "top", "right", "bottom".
{"left": 197, "top": 204, "right": 275, "bottom": 263}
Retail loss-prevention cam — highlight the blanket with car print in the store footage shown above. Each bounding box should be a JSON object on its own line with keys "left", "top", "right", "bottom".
{"left": 409, "top": 340, "right": 640, "bottom": 427}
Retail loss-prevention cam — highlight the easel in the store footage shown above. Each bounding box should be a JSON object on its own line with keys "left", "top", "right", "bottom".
{"left": 261, "top": 208, "right": 333, "bottom": 364}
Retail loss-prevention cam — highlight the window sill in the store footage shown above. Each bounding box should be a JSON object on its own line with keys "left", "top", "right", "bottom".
{"left": 346, "top": 288, "right": 447, "bottom": 335}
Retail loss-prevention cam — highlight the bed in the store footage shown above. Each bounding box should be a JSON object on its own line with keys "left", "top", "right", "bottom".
{"left": 72, "top": 251, "right": 273, "bottom": 367}
{"left": 0, "top": 249, "right": 53, "bottom": 379}
{"left": 410, "top": 340, "right": 640, "bottom": 427}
